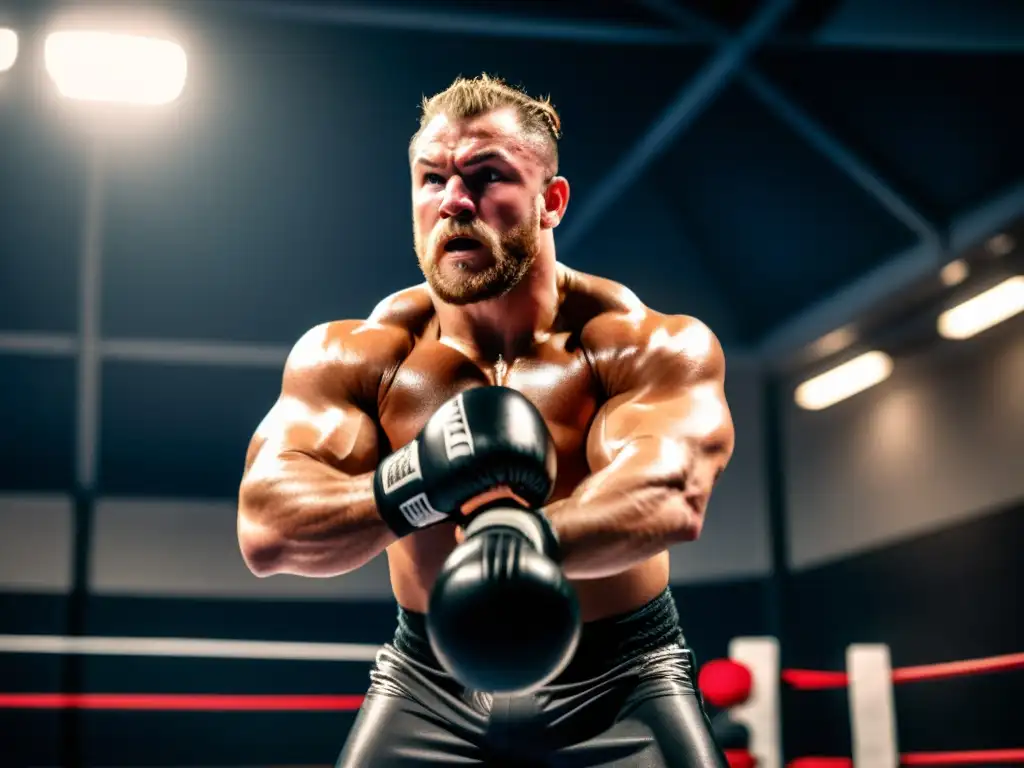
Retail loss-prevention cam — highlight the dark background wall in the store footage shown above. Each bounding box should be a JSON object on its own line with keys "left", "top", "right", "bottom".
{"left": 1, "top": 1, "right": 1022, "bottom": 766}
{"left": 780, "top": 319, "right": 1024, "bottom": 759}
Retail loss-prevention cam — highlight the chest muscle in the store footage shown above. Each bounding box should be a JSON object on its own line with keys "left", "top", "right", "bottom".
{"left": 378, "top": 339, "right": 601, "bottom": 499}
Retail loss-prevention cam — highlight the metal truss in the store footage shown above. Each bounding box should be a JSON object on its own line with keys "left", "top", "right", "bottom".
{"left": 623, "top": 2, "right": 1023, "bottom": 360}
{"left": 211, "top": 0, "right": 1024, "bottom": 53}
{"left": 759, "top": 182, "right": 1024, "bottom": 359}
{"left": 555, "top": 0, "right": 796, "bottom": 256}
{"left": 593, "top": 0, "right": 949, "bottom": 360}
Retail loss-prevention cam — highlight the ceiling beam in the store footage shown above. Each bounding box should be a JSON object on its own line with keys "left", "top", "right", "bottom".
{"left": 757, "top": 182, "right": 1024, "bottom": 362}
{"left": 809, "top": 0, "right": 1024, "bottom": 54}
{"left": 636, "top": 0, "right": 944, "bottom": 249}
{"left": 0, "top": 332, "right": 78, "bottom": 357}
{"left": 739, "top": 71, "right": 944, "bottom": 249}
{"left": 634, "top": 1, "right": 1016, "bottom": 363}
{"left": 206, "top": 0, "right": 697, "bottom": 46}
{"left": 204, "top": 0, "right": 1024, "bottom": 52}
{"left": 555, "top": 0, "right": 796, "bottom": 257}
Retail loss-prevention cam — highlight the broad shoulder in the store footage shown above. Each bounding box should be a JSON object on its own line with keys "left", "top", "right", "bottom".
{"left": 283, "top": 284, "right": 434, "bottom": 404}
{"left": 562, "top": 267, "right": 724, "bottom": 395}
{"left": 558, "top": 263, "right": 645, "bottom": 324}
{"left": 367, "top": 282, "right": 436, "bottom": 335}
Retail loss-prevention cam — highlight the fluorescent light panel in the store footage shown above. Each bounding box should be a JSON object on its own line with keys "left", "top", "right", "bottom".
{"left": 795, "top": 351, "right": 894, "bottom": 411}
{"left": 938, "top": 276, "right": 1024, "bottom": 340}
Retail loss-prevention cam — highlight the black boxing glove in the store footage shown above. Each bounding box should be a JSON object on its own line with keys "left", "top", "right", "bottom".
{"left": 372, "top": 386, "right": 557, "bottom": 537}
{"left": 427, "top": 503, "right": 580, "bottom": 693}
{"left": 461, "top": 504, "right": 561, "bottom": 560}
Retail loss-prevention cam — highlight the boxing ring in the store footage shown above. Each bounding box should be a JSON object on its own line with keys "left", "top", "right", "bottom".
{"left": 0, "top": 633, "right": 1020, "bottom": 767}
{"left": 713, "top": 638, "right": 1024, "bottom": 768}
{"left": 1, "top": 7, "right": 1022, "bottom": 768}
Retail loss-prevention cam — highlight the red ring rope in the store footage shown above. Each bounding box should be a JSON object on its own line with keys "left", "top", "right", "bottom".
{"left": 783, "top": 652, "right": 1024, "bottom": 691}
{"left": 781, "top": 669, "right": 849, "bottom": 690}
{"left": 0, "top": 693, "right": 365, "bottom": 711}
{"left": 1, "top": 645, "right": 1020, "bottom": 768}
{"left": 0, "top": 653, "right": 1019, "bottom": 709}
{"left": 1, "top": 697, "right": 1021, "bottom": 768}
{"left": 893, "top": 653, "right": 1024, "bottom": 684}
{"left": 900, "top": 750, "right": 1024, "bottom": 765}
{"left": 788, "top": 750, "right": 1024, "bottom": 768}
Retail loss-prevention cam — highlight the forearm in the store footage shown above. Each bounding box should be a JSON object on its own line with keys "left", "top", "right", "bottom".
{"left": 546, "top": 436, "right": 710, "bottom": 580}
{"left": 238, "top": 451, "right": 395, "bottom": 577}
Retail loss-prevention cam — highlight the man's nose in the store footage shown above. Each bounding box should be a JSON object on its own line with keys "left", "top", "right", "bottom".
{"left": 438, "top": 176, "right": 476, "bottom": 221}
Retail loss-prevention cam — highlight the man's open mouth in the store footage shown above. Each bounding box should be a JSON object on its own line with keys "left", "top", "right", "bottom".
{"left": 443, "top": 237, "right": 483, "bottom": 252}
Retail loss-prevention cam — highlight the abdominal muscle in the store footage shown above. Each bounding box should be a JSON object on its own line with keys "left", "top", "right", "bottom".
{"left": 384, "top": 520, "right": 671, "bottom": 624}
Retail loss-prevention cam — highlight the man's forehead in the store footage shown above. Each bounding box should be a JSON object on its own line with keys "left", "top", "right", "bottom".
{"left": 414, "top": 108, "right": 536, "bottom": 161}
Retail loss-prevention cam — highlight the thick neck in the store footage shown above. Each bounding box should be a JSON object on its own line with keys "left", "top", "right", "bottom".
{"left": 433, "top": 255, "right": 563, "bottom": 363}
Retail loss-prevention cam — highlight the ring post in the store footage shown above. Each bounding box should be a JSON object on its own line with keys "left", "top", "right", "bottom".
{"left": 729, "top": 636, "right": 782, "bottom": 768}
{"left": 847, "top": 644, "right": 898, "bottom": 768}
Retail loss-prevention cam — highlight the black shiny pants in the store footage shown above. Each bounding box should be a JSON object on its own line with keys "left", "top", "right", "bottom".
{"left": 336, "top": 642, "right": 728, "bottom": 767}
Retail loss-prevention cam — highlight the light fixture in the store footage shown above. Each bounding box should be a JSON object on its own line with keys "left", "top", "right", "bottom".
{"left": 939, "top": 259, "right": 969, "bottom": 287}
{"left": 811, "top": 326, "right": 857, "bottom": 358}
{"left": 794, "top": 351, "right": 894, "bottom": 411}
{"left": 985, "top": 233, "right": 1016, "bottom": 257}
{"left": 937, "top": 276, "right": 1024, "bottom": 340}
{"left": 44, "top": 30, "right": 187, "bottom": 105}
{"left": 0, "top": 28, "right": 17, "bottom": 73}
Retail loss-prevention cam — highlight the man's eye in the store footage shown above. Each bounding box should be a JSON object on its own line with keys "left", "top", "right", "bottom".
{"left": 424, "top": 173, "right": 445, "bottom": 185}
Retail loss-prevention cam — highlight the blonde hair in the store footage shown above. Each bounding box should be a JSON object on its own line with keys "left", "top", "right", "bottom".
{"left": 410, "top": 74, "right": 561, "bottom": 172}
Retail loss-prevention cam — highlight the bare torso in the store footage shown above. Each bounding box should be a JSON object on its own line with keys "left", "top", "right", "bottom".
{"left": 349, "top": 266, "right": 669, "bottom": 622}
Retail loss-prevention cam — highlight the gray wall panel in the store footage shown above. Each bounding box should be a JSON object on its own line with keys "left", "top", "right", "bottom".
{"left": 0, "top": 494, "right": 73, "bottom": 592}
{"left": 785, "top": 324, "right": 1024, "bottom": 570}
{"left": 90, "top": 498, "right": 393, "bottom": 599}
{"left": 670, "top": 358, "right": 771, "bottom": 583}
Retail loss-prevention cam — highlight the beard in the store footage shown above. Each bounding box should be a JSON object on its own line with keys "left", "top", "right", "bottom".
{"left": 415, "top": 210, "right": 540, "bottom": 306}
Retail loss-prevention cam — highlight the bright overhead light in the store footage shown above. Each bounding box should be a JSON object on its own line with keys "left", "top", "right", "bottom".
{"left": 44, "top": 30, "right": 187, "bottom": 105}
{"left": 794, "top": 351, "right": 894, "bottom": 411}
{"left": 811, "top": 326, "right": 857, "bottom": 358}
{"left": 939, "top": 259, "right": 969, "bottom": 287}
{"left": 0, "top": 28, "right": 17, "bottom": 73}
{"left": 986, "top": 233, "right": 1015, "bottom": 257}
{"left": 937, "top": 276, "right": 1024, "bottom": 340}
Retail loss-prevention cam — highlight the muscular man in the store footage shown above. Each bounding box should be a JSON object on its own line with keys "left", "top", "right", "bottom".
{"left": 238, "top": 74, "right": 735, "bottom": 766}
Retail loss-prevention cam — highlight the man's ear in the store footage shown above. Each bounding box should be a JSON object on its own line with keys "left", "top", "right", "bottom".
{"left": 540, "top": 176, "right": 570, "bottom": 229}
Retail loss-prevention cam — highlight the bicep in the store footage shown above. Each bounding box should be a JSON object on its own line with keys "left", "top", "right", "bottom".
{"left": 244, "top": 327, "right": 383, "bottom": 478}
{"left": 586, "top": 316, "right": 734, "bottom": 475}
{"left": 586, "top": 381, "right": 733, "bottom": 473}
{"left": 246, "top": 393, "right": 381, "bottom": 478}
